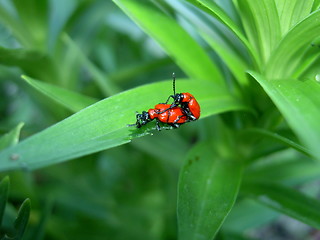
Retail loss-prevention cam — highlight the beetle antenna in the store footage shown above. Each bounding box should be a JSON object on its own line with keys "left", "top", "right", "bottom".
{"left": 172, "top": 72, "right": 176, "bottom": 95}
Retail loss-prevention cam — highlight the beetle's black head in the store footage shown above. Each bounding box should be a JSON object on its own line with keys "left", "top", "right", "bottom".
{"left": 173, "top": 93, "right": 184, "bottom": 104}
{"left": 135, "top": 111, "right": 151, "bottom": 128}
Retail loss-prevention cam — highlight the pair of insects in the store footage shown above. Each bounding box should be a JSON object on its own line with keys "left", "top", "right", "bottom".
{"left": 129, "top": 73, "right": 200, "bottom": 131}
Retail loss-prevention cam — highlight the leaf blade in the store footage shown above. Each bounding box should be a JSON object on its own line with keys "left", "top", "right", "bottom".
{"left": 249, "top": 71, "right": 320, "bottom": 160}
{"left": 22, "top": 75, "right": 97, "bottom": 113}
{"left": 186, "top": 0, "right": 260, "bottom": 69}
{"left": 0, "top": 123, "right": 24, "bottom": 151}
{"left": 178, "top": 141, "right": 243, "bottom": 240}
{"left": 265, "top": 10, "right": 320, "bottom": 79}
{"left": 0, "top": 176, "right": 9, "bottom": 228}
{"left": 0, "top": 80, "right": 249, "bottom": 171}
{"left": 113, "top": 0, "right": 224, "bottom": 83}
{"left": 242, "top": 181, "right": 320, "bottom": 229}
{"left": 236, "top": 0, "right": 281, "bottom": 65}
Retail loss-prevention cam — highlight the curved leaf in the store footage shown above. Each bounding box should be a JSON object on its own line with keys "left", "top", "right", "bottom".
{"left": 178, "top": 141, "right": 243, "bottom": 240}
{"left": 113, "top": 0, "right": 224, "bottom": 84}
{"left": 0, "top": 79, "right": 249, "bottom": 171}
{"left": 0, "top": 123, "right": 24, "bottom": 151}
{"left": 22, "top": 75, "right": 97, "bottom": 113}
{"left": 236, "top": 0, "right": 281, "bottom": 65}
{"left": 265, "top": 10, "right": 320, "bottom": 79}
{"left": 186, "top": 0, "right": 260, "bottom": 69}
{"left": 0, "top": 176, "right": 9, "bottom": 227}
{"left": 249, "top": 71, "right": 320, "bottom": 160}
{"left": 275, "top": 0, "right": 313, "bottom": 35}
{"left": 242, "top": 181, "right": 320, "bottom": 229}
{"left": 13, "top": 199, "right": 31, "bottom": 240}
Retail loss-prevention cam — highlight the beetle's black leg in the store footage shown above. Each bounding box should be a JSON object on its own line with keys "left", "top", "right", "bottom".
{"left": 155, "top": 119, "right": 161, "bottom": 131}
{"left": 181, "top": 106, "right": 196, "bottom": 121}
{"left": 173, "top": 114, "right": 185, "bottom": 124}
{"left": 165, "top": 95, "right": 174, "bottom": 104}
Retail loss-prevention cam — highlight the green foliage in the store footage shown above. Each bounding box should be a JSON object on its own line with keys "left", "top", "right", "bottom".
{"left": 0, "top": 0, "right": 320, "bottom": 239}
{"left": 178, "top": 141, "right": 243, "bottom": 239}
{"left": 0, "top": 177, "right": 31, "bottom": 240}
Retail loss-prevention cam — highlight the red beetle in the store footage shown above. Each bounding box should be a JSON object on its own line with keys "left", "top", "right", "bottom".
{"left": 130, "top": 104, "right": 188, "bottom": 131}
{"left": 128, "top": 73, "right": 201, "bottom": 131}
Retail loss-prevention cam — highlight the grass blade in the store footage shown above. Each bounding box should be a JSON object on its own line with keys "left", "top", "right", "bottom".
{"left": 22, "top": 75, "right": 98, "bottom": 113}
{"left": 249, "top": 71, "right": 320, "bottom": 160}
{"left": 0, "top": 123, "right": 24, "bottom": 151}
{"left": 242, "top": 181, "right": 320, "bottom": 229}
{"left": 178, "top": 141, "right": 243, "bottom": 240}
{"left": 113, "top": 0, "right": 224, "bottom": 84}
{"left": 0, "top": 79, "right": 249, "bottom": 171}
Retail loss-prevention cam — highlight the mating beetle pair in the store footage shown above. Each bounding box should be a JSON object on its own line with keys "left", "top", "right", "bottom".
{"left": 129, "top": 73, "right": 201, "bottom": 131}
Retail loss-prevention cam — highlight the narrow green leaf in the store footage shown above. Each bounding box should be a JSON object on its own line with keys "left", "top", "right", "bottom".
{"left": 265, "top": 10, "right": 320, "bottom": 79}
{"left": 246, "top": 158, "right": 320, "bottom": 184}
{"left": 243, "top": 128, "right": 311, "bottom": 157}
{"left": 275, "top": 0, "right": 314, "bottom": 35}
{"left": 249, "top": 71, "right": 320, "bottom": 160}
{"left": 13, "top": 198, "right": 31, "bottom": 240}
{"left": 12, "top": 0, "right": 48, "bottom": 49}
{"left": 178, "top": 141, "right": 243, "bottom": 240}
{"left": 0, "top": 5, "right": 33, "bottom": 47}
{"left": 62, "top": 34, "right": 121, "bottom": 96}
{"left": 22, "top": 75, "right": 97, "bottom": 113}
{"left": 313, "top": 0, "right": 320, "bottom": 11}
{"left": 0, "top": 80, "right": 249, "bottom": 171}
{"left": 223, "top": 199, "right": 279, "bottom": 233}
{"left": 0, "top": 123, "right": 24, "bottom": 151}
{"left": 186, "top": 0, "right": 260, "bottom": 69}
{"left": 202, "top": 33, "right": 249, "bottom": 86}
{"left": 242, "top": 182, "right": 320, "bottom": 229}
{"left": 0, "top": 176, "right": 9, "bottom": 227}
{"left": 236, "top": 0, "right": 281, "bottom": 65}
{"left": 113, "top": 0, "right": 224, "bottom": 84}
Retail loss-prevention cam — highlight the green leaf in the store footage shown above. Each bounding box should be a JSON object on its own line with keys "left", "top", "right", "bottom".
{"left": 22, "top": 75, "right": 97, "bottom": 113}
{"left": 178, "top": 141, "right": 243, "bottom": 240}
{"left": 0, "top": 176, "right": 9, "bottom": 227}
{"left": 246, "top": 158, "right": 320, "bottom": 184}
{"left": 223, "top": 199, "right": 279, "bottom": 233}
{"left": 236, "top": 0, "right": 281, "bottom": 65}
{"left": 62, "top": 34, "right": 121, "bottom": 96}
{"left": 113, "top": 0, "right": 224, "bottom": 84}
{"left": 243, "top": 128, "right": 311, "bottom": 157}
{"left": 249, "top": 71, "right": 320, "bottom": 160}
{"left": 0, "top": 5, "right": 33, "bottom": 47}
{"left": 0, "top": 79, "right": 249, "bottom": 171}
{"left": 12, "top": 0, "right": 48, "bottom": 49}
{"left": 242, "top": 181, "right": 320, "bottom": 229}
{"left": 13, "top": 199, "right": 31, "bottom": 240}
{"left": 265, "top": 10, "right": 320, "bottom": 79}
{"left": 275, "top": 0, "right": 314, "bottom": 35}
{"left": 313, "top": 0, "right": 320, "bottom": 11}
{"left": 186, "top": 0, "right": 260, "bottom": 69}
{"left": 202, "top": 33, "right": 249, "bottom": 86}
{"left": 0, "top": 123, "right": 24, "bottom": 151}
